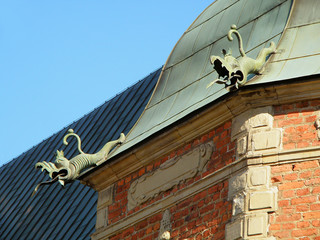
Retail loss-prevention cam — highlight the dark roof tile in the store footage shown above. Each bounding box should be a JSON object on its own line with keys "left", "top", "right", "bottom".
{"left": 0, "top": 67, "right": 160, "bottom": 240}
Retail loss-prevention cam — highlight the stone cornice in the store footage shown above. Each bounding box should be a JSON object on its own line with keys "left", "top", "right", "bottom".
{"left": 80, "top": 76, "right": 320, "bottom": 191}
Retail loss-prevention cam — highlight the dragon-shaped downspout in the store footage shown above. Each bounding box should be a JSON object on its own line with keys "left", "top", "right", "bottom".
{"left": 208, "top": 24, "right": 276, "bottom": 91}
{"left": 32, "top": 129, "right": 125, "bottom": 196}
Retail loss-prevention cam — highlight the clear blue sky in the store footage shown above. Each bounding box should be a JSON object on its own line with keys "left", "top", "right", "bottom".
{"left": 0, "top": 1, "right": 213, "bottom": 166}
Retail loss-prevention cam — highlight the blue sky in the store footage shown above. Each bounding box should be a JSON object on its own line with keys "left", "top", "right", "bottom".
{"left": 0, "top": 1, "right": 213, "bottom": 166}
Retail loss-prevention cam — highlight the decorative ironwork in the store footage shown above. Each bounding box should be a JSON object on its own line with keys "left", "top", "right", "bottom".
{"left": 208, "top": 24, "right": 276, "bottom": 91}
{"left": 32, "top": 129, "right": 125, "bottom": 196}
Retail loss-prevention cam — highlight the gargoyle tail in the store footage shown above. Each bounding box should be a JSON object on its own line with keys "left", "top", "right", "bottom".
{"left": 227, "top": 25, "right": 246, "bottom": 57}
{"left": 63, "top": 129, "right": 84, "bottom": 154}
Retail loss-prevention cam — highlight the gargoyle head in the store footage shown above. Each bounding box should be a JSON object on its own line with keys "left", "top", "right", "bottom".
{"left": 55, "top": 150, "right": 70, "bottom": 168}
{"left": 208, "top": 25, "right": 275, "bottom": 91}
{"left": 210, "top": 53, "right": 244, "bottom": 91}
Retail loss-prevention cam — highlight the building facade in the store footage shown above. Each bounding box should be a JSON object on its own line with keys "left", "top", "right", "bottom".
{"left": 1, "top": 0, "right": 320, "bottom": 240}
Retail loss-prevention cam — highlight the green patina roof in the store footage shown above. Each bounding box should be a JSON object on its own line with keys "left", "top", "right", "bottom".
{"left": 112, "top": 0, "right": 294, "bottom": 157}
{"left": 248, "top": 0, "right": 320, "bottom": 85}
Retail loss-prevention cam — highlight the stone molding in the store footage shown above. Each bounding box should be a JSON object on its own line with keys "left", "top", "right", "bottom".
{"left": 127, "top": 142, "right": 213, "bottom": 210}
{"left": 81, "top": 77, "right": 320, "bottom": 191}
{"left": 226, "top": 166, "right": 278, "bottom": 240}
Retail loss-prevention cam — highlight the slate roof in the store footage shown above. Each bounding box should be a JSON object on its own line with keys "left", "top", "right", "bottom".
{"left": 0, "top": 67, "right": 161, "bottom": 240}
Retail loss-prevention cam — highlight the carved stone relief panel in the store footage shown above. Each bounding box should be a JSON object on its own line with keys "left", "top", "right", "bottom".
{"left": 128, "top": 142, "right": 213, "bottom": 210}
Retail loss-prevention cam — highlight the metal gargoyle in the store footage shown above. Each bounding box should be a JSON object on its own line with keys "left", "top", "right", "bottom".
{"left": 32, "top": 129, "right": 125, "bottom": 196}
{"left": 208, "top": 24, "right": 276, "bottom": 91}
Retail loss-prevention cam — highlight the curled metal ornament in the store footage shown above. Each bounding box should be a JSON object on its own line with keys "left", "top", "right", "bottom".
{"left": 208, "top": 25, "right": 276, "bottom": 91}
{"left": 32, "top": 129, "right": 125, "bottom": 196}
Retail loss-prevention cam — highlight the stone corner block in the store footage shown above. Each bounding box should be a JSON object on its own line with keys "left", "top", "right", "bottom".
{"left": 98, "top": 185, "right": 114, "bottom": 209}
{"left": 96, "top": 208, "right": 107, "bottom": 230}
{"left": 249, "top": 190, "right": 276, "bottom": 211}
{"left": 232, "top": 192, "right": 246, "bottom": 216}
{"left": 226, "top": 219, "right": 244, "bottom": 240}
{"left": 228, "top": 170, "right": 247, "bottom": 200}
{"left": 252, "top": 129, "right": 281, "bottom": 151}
{"left": 248, "top": 166, "right": 270, "bottom": 188}
{"left": 246, "top": 213, "right": 268, "bottom": 237}
{"left": 231, "top": 107, "right": 273, "bottom": 140}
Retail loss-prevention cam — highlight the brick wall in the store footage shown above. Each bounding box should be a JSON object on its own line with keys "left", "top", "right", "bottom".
{"left": 107, "top": 121, "right": 235, "bottom": 239}
{"left": 100, "top": 100, "right": 320, "bottom": 239}
{"left": 109, "top": 180, "right": 231, "bottom": 240}
{"left": 271, "top": 160, "right": 320, "bottom": 239}
{"left": 274, "top": 100, "right": 320, "bottom": 150}
{"left": 270, "top": 99, "right": 320, "bottom": 239}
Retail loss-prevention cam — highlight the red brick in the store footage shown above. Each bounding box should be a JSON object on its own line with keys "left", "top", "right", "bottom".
{"left": 314, "top": 169, "right": 320, "bottom": 176}
{"left": 146, "top": 164, "right": 153, "bottom": 172}
{"left": 125, "top": 176, "right": 132, "bottom": 184}
{"left": 122, "top": 227, "right": 134, "bottom": 238}
{"left": 292, "top": 228, "right": 317, "bottom": 237}
{"left": 305, "top": 178, "right": 320, "bottom": 186}
{"left": 284, "top": 173, "right": 298, "bottom": 180}
{"left": 311, "top": 204, "right": 320, "bottom": 211}
{"left": 309, "top": 99, "right": 320, "bottom": 106}
{"left": 138, "top": 168, "right": 146, "bottom": 176}
{"left": 193, "top": 190, "right": 207, "bottom": 202}
{"left": 278, "top": 118, "right": 303, "bottom": 127}
{"left": 297, "top": 101, "right": 310, "bottom": 108}
{"left": 269, "top": 224, "right": 281, "bottom": 230}
{"left": 295, "top": 161, "right": 319, "bottom": 170}
{"left": 272, "top": 165, "right": 292, "bottom": 173}
{"left": 282, "top": 190, "right": 294, "bottom": 198}
{"left": 283, "top": 143, "right": 296, "bottom": 150}
{"left": 153, "top": 222, "right": 160, "bottom": 231}
{"left": 273, "top": 230, "right": 290, "bottom": 238}
{"left": 135, "top": 220, "right": 148, "bottom": 230}
{"left": 296, "top": 188, "right": 310, "bottom": 196}
{"left": 279, "top": 200, "right": 290, "bottom": 207}
{"left": 313, "top": 186, "right": 320, "bottom": 193}
{"left": 114, "top": 191, "right": 127, "bottom": 201}
{"left": 223, "top": 121, "right": 231, "bottom": 129}
{"left": 287, "top": 112, "right": 299, "bottom": 118}
{"left": 300, "top": 171, "right": 312, "bottom": 179}
{"left": 303, "top": 212, "right": 320, "bottom": 219}
{"left": 297, "top": 221, "right": 310, "bottom": 228}
{"left": 282, "top": 206, "right": 295, "bottom": 214}
{"left": 305, "top": 115, "right": 317, "bottom": 122}
{"left": 272, "top": 175, "right": 283, "bottom": 183}
{"left": 312, "top": 220, "right": 320, "bottom": 227}
{"left": 117, "top": 179, "right": 124, "bottom": 186}
{"left": 296, "top": 205, "right": 309, "bottom": 212}
{"left": 291, "top": 196, "right": 317, "bottom": 205}
{"left": 282, "top": 222, "right": 295, "bottom": 229}
{"left": 277, "top": 214, "right": 301, "bottom": 222}
{"left": 298, "top": 142, "right": 310, "bottom": 148}
{"left": 279, "top": 181, "right": 304, "bottom": 190}
{"left": 145, "top": 227, "right": 153, "bottom": 235}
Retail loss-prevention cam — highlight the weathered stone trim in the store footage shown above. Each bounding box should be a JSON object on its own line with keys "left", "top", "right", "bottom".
{"left": 96, "top": 185, "right": 114, "bottom": 230}
{"left": 81, "top": 78, "right": 320, "bottom": 191}
{"left": 225, "top": 166, "right": 278, "bottom": 240}
{"left": 127, "top": 142, "right": 213, "bottom": 210}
